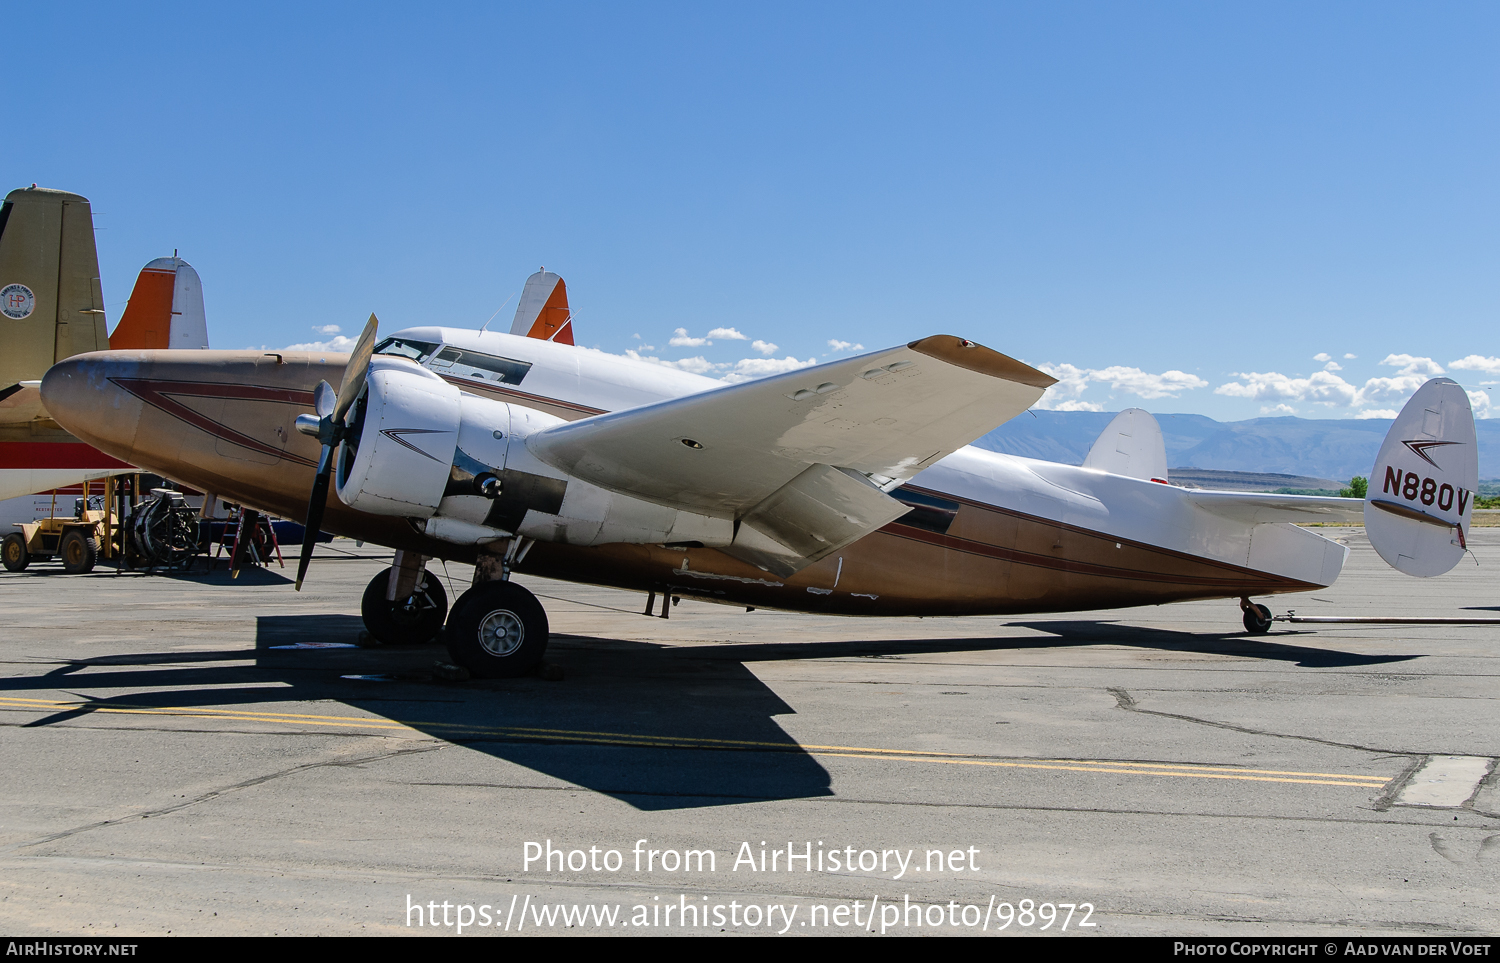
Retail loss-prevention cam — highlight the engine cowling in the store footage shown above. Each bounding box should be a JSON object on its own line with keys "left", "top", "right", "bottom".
{"left": 334, "top": 356, "right": 733, "bottom": 549}
{"left": 335, "top": 357, "right": 462, "bottom": 516}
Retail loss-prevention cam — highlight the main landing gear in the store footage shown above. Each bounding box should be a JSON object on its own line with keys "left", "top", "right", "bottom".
{"left": 445, "top": 579, "right": 550, "bottom": 678}
{"left": 355, "top": 542, "right": 550, "bottom": 678}
{"left": 1239, "top": 596, "right": 1272, "bottom": 635}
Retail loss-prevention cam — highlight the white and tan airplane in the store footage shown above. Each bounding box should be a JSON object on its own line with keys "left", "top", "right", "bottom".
{"left": 38, "top": 269, "right": 1478, "bottom": 678}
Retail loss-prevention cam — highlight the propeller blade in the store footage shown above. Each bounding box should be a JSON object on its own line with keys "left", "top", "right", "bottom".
{"left": 313, "top": 380, "right": 337, "bottom": 419}
{"left": 294, "top": 444, "right": 335, "bottom": 591}
{"left": 333, "top": 314, "right": 379, "bottom": 425}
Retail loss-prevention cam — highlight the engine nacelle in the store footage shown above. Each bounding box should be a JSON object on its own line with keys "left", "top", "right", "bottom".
{"left": 336, "top": 356, "right": 734, "bottom": 550}
{"left": 336, "top": 357, "right": 462, "bottom": 516}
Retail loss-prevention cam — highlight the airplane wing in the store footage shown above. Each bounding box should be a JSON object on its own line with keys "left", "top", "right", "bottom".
{"left": 1187, "top": 490, "right": 1365, "bottom": 525}
{"left": 527, "top": 335, "right": 1055, "bottom": 574}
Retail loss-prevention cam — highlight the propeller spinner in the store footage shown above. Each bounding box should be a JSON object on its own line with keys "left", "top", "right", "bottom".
{"left": 292, "top": 314, "right": 380, "bottom": 590}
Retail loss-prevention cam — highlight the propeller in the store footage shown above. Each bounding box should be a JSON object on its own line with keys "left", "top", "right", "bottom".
{"left": 293, "top": 313, "right": 380, "bottom": 590}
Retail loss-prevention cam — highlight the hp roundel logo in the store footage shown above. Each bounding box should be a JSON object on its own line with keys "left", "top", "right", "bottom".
{"left": 1, "top": 283, "right": 35, "bottom": 320}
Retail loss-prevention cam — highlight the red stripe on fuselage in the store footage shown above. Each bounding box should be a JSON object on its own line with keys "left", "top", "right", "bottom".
{"left": 0, "top": 441, "right": 133, "bottom": 470}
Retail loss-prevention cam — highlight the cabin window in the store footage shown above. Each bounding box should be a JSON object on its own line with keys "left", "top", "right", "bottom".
{"left": 373, "top": 338, "right": 440, "bottom": 364}
{"left": 428, "top": 346, "right": 532, "bottom": 385}
{"left": 893, "top": 487, "right": 960, "bottom": 535}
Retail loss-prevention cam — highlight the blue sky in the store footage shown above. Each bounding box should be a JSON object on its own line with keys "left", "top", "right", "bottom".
{"left": 7, "top": 2, "right": 1497, "bottom": 420}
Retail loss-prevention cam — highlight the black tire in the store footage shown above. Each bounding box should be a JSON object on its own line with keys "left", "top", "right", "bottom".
{"left": 445, "top": 581, "right": 549, "bottom": 678}
{"left": 1242, "top": 602, "right": 1272, "bottom": 635}
{"left": 360, "top": 567, "right": 449, "bottom": 645}
{"left": 60, "top": 530, "right": 98, "bottom": 574}
{"left": 2, "top": 533, "right": 29, "bottom": 572}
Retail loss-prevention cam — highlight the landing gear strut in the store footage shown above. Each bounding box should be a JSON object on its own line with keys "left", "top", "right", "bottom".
{"left": 1239, "top": 596, "right": 1272, "bottom": 635}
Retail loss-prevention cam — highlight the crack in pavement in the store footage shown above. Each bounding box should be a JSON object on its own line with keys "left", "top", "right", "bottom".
{"left": 0, "top": 742, "right": 448, "bottom": 857}
{"left": 1109, "top": 686, "right": 1430, "bottom": 756}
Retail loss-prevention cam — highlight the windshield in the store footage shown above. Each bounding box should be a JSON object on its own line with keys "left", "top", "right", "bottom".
{"left": 373, "top": 337, "right": 440, "bottom": 364}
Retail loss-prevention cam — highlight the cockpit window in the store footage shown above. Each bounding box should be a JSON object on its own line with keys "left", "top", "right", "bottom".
{"left": 428, "top": 346, "right": 532, "bottom": 386}
{"left": 373, "top": 337, "right": 440, "bottom": 364}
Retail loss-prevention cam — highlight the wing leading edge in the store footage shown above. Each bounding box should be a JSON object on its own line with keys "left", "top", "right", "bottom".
{"left": 527, "top": 335, "right": 1055, "bottom": 575}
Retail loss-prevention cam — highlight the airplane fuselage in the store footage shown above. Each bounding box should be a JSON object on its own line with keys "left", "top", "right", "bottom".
{"left": 39, "top": 329, "right": 1342, "bottom": 615}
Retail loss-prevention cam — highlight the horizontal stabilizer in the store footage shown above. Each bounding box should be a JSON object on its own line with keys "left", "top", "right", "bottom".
{"left": 528, "top": 335, "right": 1055, "bottom": 574}
{"left": 1365, "top": 378, "right": 1476, "bottom": 577}
{"left": 1082, "top": 407, "right": 1168, "bottom": 482}
{"left": 1187, "top": 490, "right": 1364, "bottom": 525}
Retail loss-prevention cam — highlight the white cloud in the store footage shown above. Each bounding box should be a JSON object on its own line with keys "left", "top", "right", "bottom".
{"left": 706, "top": 327, "right": 748, "bottom": 341}
{"left": 751, "top": 340, "right": 778, "bottom": 356}
{"left": 1089, "top": 366, "right": 1208, "bottom": 399}
{"left": 721, "top": 356, "right": 819, "bottom": 383}
{"left": 1033, "top": 363, "right": 1091, "bottom": 409}
{"left": 1343, "top": 353, "right": 1357, "bottom": 359}
{"left": 285, "top": 335, "right": 357, "bottom": 352}
{"left": 1313, "top": 352, "right": 1331, "bottom": 362}
{"left": 1214, "top": 370, "right": 1359, "bottom": 406}
{"left": 623, "top": 349, "right": 721, "bottom": 375}
{"left": 1261, "top": 404, "right": 1298, "bottom": 415}
{"left": 1450, "top": 355, "right": 1500, "bottom": 375}
{"left": 668, "top": 327, "right": 711, "bottom": 347}
{"left": 1323, "top": 361, "right": 1342, "bottom": 372}
{"left": 1380, "top": 353, "right": 1445, "bottom": 377}
{"left": 827, "top": 339, "right": 865, "bottom": 352}
{"left": 1031, "top": 362, "right": 1207, "bottom": 409}
{"left": 1467, "top": 389, "right": 1493, "bottom": 419}
{"left": 1216, "top": 354, "right": 1455, "bottom": 414}
{"left": 314, "top": 324, "right": 341, "bottom": 335}
{"left": 1356, "top": 409, "right": 1398, "bottom": 419}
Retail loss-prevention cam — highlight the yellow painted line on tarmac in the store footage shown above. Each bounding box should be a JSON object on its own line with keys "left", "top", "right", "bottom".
{"left": 0, "top": 696, "right": 1389, "bottom": 789}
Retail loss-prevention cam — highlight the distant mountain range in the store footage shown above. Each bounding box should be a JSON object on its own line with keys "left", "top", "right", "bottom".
{"left": 974, "top": 411, "right": 1500, "bottom": 481}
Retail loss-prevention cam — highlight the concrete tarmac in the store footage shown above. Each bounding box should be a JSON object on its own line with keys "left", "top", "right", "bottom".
{"left": 0, "top": 528, "right": 1496, "bottom": 936}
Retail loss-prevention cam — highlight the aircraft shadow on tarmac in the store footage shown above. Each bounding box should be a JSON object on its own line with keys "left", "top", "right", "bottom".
{"left": 9, "top": 614, "right": 1418, "bottom": 810}
{"left": 698, "top": 622, "right": 1423, "bottom": 669}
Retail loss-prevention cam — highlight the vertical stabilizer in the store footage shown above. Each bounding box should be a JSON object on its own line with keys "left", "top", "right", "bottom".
{"left": 1082, "top": 408, "right": 1169, "bottom": 483}
{"left": 109, "top": 257, "right": 209, "bottom": 350}
{"left": 1365, "top": 378, "right": 1477, "bottom": 577}
{"left": 509, "top": 269, "right": 574, "bottom": 345}
{"left": 0, "top": 187, "right": 108, "bottom": 387}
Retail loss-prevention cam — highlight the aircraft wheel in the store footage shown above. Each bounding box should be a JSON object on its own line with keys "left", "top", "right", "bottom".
{"left": 60, "top": 531, "right": 98, "bottom": 574}
{"left": 2, "top": 533, "right": 29, "bottom": 572}
{"left": 360, "top": 567, "right": 448, "bottom": 645}
{"left": 1242, "top": 603, "right": 1272, "bottom": 635}
{"left": 445, "top": 581, "right": 549, "bottom": 678}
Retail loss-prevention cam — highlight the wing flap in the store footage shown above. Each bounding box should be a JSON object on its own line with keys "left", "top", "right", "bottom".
{"left": 726, "top": 464, "right": 911, "bottom": 576}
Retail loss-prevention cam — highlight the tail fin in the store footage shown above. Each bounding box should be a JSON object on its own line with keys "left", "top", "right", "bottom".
{"left": 1366, "top": 378, "right": 1477, "bottom": 577}
{"left": 0, "top": 187, "right": 108, "bottom": 388}
{"left": 1082, "top": 408, "right": 1169, "bottom": 483}
{"left": 109, "top": 256, "right": 208, "bottom": 350}
{"left": 509, "top": 269, "right": 574, "bottom": 345}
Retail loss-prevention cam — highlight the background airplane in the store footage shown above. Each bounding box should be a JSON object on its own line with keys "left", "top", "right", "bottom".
{"left": 0, "top": 186, "right": 209, "bottom": 513}
{"left": 38, "top": 269, "right": 1478, "bottom": 681}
